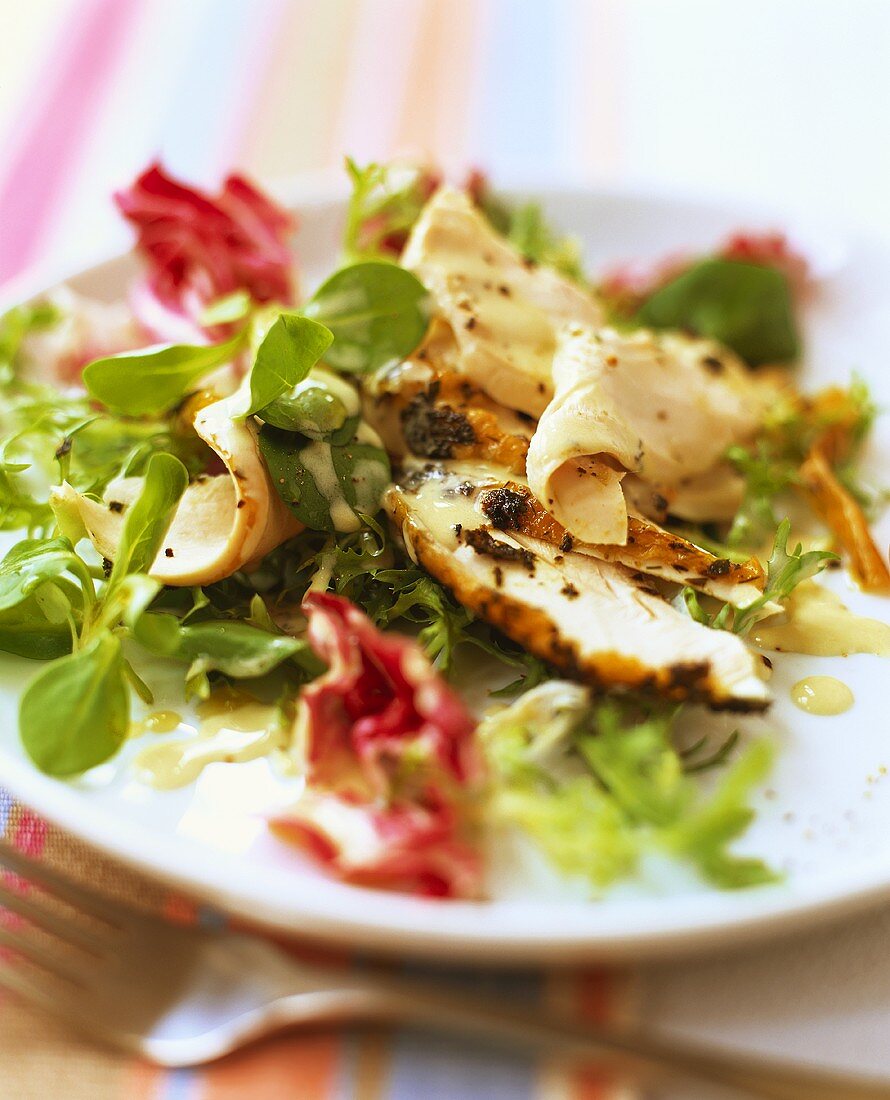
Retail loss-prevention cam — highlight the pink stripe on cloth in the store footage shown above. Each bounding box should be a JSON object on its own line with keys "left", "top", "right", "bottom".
{"left": 12, "top": 806, "right": 48, "bottom": 858}
{"left": 0, "top": 0, "right": 144, "bottom": 286}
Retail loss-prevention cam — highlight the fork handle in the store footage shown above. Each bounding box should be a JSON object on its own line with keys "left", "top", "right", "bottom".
{"left": 319, "top": 979, "right": 889, "bottom": 1100}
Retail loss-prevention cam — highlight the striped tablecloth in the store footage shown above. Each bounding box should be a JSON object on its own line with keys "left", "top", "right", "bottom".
{"left": 6, "top": 2, "right": 890, "bottom": 1097}
{"left": 0, "top": 5, "right": 641, "bottom": 1095}
{"left": 0, "top": 791, "right": 636, "bottom": 1100}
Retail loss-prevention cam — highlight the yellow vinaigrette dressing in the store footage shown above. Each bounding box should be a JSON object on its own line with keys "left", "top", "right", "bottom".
{"left": 791, "top": 676, "right": 854, "bottom": 716}
{"left": 130, "top": 710, "right": 182, "bottom": 736}
{"left": 752, "top": 581, "right": 890, "bottom": 657}
{"left": 133, "top": 687, "right": 284, "bottom": 790}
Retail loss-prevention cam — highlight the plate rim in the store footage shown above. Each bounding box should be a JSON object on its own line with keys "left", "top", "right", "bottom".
{"left": 3, "top": 180, "right": 890, "bottom": 964}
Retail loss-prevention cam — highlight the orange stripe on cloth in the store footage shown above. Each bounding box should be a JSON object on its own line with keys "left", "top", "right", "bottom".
{"left": 536, "top": 967, "right": 637, "bottom": 1099}
{"left": 198, "top": 1031, "right": 340, "bottom": 1100}
{"left": 393, "top": 0, "right": 483, "bottom": 166}
{"left": 570, "top": 968, "right": 638, "bottom": 1100}
{"left": 241, "top": 0, "right": 362, "bottom": 180}
{"left": 123, "top": 1060, "right": 168, "bottom": 1100}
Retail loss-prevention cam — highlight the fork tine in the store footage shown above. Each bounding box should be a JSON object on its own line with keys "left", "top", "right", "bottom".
{"left": 0, "top": 924, "right": 89, "bottom": 985}
{"left": 0, "top": 876, "right": 107, "bottom": 955}
{"left": 0, "top": 955, "right": 83, "bottom": 1023}
{"left": 0, "top": 839, "right": 128, "bottom": 927}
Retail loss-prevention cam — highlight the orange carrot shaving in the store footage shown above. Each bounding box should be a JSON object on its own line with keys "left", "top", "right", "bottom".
{"left": 798, "top": 439, "right": 890, "bottom": 594}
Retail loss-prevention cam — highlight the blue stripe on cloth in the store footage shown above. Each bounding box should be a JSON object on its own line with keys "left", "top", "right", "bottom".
{"left": 0, "top": 789, "right": 12, "bottom": 837}
{"left": 384, "top": 1028, "right": 538, "bottom": 1100}
{"left": 469, "top": 0, "right": 567, "bottom": 181}
{"left": 156, "top": 0, "right": 269, "bottom": 181}
{"left": 161, "top": 1067, "right": 199, "bottom": 1100}
{"left": 383, "top": 964, "right": 543, "bottom": 1100}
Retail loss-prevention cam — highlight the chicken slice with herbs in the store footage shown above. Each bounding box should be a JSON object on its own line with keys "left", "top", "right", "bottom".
{"left": 527, "top": 325, "right": 776, "bottom": 545}
{"left": 386, "top": 467, "right": 770, "bottom": 711}
{"left": 402, "top": 186, "right": 603, "bottom": 417}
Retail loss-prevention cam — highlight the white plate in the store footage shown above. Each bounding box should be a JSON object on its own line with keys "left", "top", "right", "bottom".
{"left": 2, "top": 184, "right": 890, "bottom": 964}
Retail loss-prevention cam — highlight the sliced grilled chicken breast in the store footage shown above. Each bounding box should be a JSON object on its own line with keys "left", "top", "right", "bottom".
{"left": 364, "top": 320, "right": 533, "bottom": 474}
{"left": 52, "top": 388, "right": 300, "bottom": 585}
{"left": 385, "top": 468, "right": 770, "bottom": 711}
{"left": 402, "top": 187, "right": 603, "bottom": 417}
{"left": 475, "top": 480, "right": 766, "bottom": 609}
{"left": 527, "top": 325, "right": 774, "bottom": 545}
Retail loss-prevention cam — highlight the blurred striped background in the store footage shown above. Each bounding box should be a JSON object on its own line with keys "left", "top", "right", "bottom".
{"left": 2, "top": 0, "right": 890, "bottom": 291}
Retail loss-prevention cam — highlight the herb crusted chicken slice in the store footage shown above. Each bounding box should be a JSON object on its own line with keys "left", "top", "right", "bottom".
{"left": 476, "top": 481, "right": 767, "bottom": 610}
{"left": 401, "top": 186, "right": 603, "bottom": 417}
{"left": 363, "top": 326, "right": 766, "bottom": 609}
{"left": 526, "top": 325, "right": 775, "bottom": 545}
{"left": 53, "top": 387, "right": 301, "bottom": 585}
{"left": 385, "top": 468, "right": 770, "bottom": 711}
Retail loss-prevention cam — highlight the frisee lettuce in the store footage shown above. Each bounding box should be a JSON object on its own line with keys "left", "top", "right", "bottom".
{"left": 726, "top": 379, "right": 879, "bottom": 548}
{"left": 502, "top": 202, "right": 585, "bottom": 282}
{"left": 682, "top": 518, "right": 836, "bottom": 635}
{"left": 482, "top": 684, "right": 777, "bottom": 892}
{"left": 342, "top": 158, "right": 437, "bottom": 262}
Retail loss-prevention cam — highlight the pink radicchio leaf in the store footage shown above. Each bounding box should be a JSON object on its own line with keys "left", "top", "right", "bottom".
{"left": 271, "top": 788, "right": 483, "bottom": 899}
{"left": 718, "top": 231, "right": 811, "bottom": 298}
{"left": 272, "top": 593, "right": 484, "bottom": 898}
{"left": 600, "top": 230, "right": 811, "bottom": 316}
{"left": 115, "top": 163, "right": 296, "bottom": 341}
{"left": 300, "top": 591, "right": 482, "bottom": 793}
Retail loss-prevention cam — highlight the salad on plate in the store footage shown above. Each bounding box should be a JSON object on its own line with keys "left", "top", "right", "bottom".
{"left": 2, "top": 158, "right": 888, "bottom": 901}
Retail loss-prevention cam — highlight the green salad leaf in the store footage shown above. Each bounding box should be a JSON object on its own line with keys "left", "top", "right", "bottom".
{"left": 342, "top": 158, "right": 434, "bottom": 262}
{"left": 304, "top": 262, "right": 428, "bottom": 374}
{"left": 483, "top": 687, "right": 777, "bottom": 891}
{"left": 504, "top": 202, "right": 585, "bottom": 282}
{"left": 83, "top": 332, "right": 245, "bottom": 416}
{"left": 258, "top": 426, "right": 391, "bottom": 533}
{"left": 683, "top": 518, "right": 836, "bottom": 635}
{"left": 0, "top": 598, "right": 74, "bottom": 661}
{"left": 664, "top": 738, "right": 776, "bottom": 888}
{"left": 0, "top": 301, "right": 62, "bottom": 374}
{"left": 732, "top": 519, "right": 836, "bottom": 635}
{"left": 106, "top": 453, "right": 189, "bottom": 588}
{"left": 725, "top": 440, "right": 797, "bottom": 548}
{"left": 242, "top": 313, "right": 333, "bottom": 418}
{"left": 19, "top": 630, "right": 129, "bottom": 776}
{"left": 133, "top": 613, "right": 313, "bottom": 684}
{"left": 261, "top": 378, "right": 356, "bottom": 441}
{"left": 0, "top": 537, "right": 94, "bottom": 613}
{"left": 636, "top": 258, "right": 799, "bottom": 366}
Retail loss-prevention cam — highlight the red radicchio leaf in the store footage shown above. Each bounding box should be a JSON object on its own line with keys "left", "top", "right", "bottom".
{"left": 272, "top": 788, "right": 482, "bottom": 899}
{"left": 272, "top": 592, "right": 484, "bottom": 898}
{"left": 115, "top": 163, "right": 296, "bottom": 339}
{"left": 300, "top": 591, "right": 482, "bottom": 792}
{"left": 718, "top": 231, "right": 810, "bottom": 297}
{"left": 600, "top": 230, "right": 811, "bottom": 316}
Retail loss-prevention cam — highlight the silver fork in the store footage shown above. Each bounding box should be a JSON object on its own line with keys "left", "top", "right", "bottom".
{"left": 0, "top": 841, "right": 887, "bottom": 1100}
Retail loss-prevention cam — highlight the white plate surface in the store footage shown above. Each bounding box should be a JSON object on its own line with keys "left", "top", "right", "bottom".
{"left": 2, "top": 185, "right": 890, "bottom": 964}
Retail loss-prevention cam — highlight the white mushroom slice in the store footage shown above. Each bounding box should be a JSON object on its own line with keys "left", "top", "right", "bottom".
{"left": 527, "top": 325, "right": 773, "bottom": 545}
{"left": 386, "top": 478, "right": 770, "bottom": 711}
{"left": 52, "top": 391, "right": 300, "bottom": 585}
{"left": 402, "top": 187, "right": 603, "bottom": 417}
